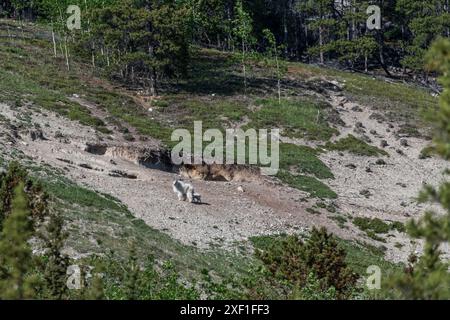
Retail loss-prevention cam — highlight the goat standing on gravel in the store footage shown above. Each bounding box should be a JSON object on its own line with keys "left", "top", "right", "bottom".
{"left": 172, "top": 180, "right": 201, "bottom": 204}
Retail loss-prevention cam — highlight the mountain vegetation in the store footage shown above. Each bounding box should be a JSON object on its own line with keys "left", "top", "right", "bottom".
{"left": 0, "top": 0, "right": 449, "bottom": 300}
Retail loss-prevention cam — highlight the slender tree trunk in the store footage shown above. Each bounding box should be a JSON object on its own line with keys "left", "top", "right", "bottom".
{"left": 365, "top": 54, "right": 368, "bottom": 73}
{"left": 151, "top": 68, "right": 157, "bottom": 96}
{"left": 319, "top": 24, "right": 324, "bottom": 64}
{"left": 283, "top": 8, "right": 288, "bottom": 57}
{"left": 91, "top": 52, "right": 95, "bottom": 68}
{"left": 242, "top": 39, "right": 247, "bottom": 94}
{"left": 51, "top": 24, "right": 57, "bottom": 57}
{"left": 227, "top": 7, "right": 233, "bottom": 51}
{"left": 106, "top": 48, "right": 110, "bottom": 67}
{"left": 64, "top": 35, "right": 70, "bottom": 71}
{"left": 275, "top": 49, "right": 281, "bottom": 104}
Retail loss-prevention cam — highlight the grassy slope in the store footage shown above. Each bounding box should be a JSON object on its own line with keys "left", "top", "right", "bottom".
{"left": 0, "top": 21, "right": 172, "bottom": 144}
{"left": 3, "top": 20, "right": 435, "bottom": 287}
{"left": 1, "top": 19, "right": 436, "bottom": 199}
{"left": 287, "top": 63, "right": 438, "bottom": 132}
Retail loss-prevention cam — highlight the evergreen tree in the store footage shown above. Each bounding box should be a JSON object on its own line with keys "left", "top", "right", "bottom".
{"left": 0, "top": 182, "right": 37, "bottom": 299}
{"left": 256, "top": 227, "right": 357, "bottom": 299}
{"left": 124, "top": 243, "right": 141, "bottom": 300}
{"left": 0, "top": 161, "right": 48, "bottom": 227}
{"left": 39, "top": 212, "right": 70, "bottom": 300}
{"left": 0, "top": 161, "right": 27, "bottom": 226}
{"left": 85, "top": 0, "right": 190, "bottom": 95}
{"left": 300, "top": 0, "right": 337, "bottom": 64}
{"left": 386, "top": 38, "right": 450, "bottom": 299}
{"left": 397, "top": 0, "right": 450, "bottom": 74}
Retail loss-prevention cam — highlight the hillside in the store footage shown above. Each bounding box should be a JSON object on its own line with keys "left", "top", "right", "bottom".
{"left": 0, "top": 19, "right": 447, "bottom": 298}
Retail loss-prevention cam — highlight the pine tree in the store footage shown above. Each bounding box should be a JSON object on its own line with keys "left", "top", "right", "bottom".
{"left": 0, "top": 161, "right": 27, "bottom": 226}
{"left": 85, "top": 0, "right": 190, "bottom": 95}
{"left": 397, "top": 0, "right": 449, "bottom": 74}
{"left": 300, "top": 0, "right": 337, "bottom": 64}
{"left": 1, "top": 161, "right": 48, "bottom": 227}
{"left": 124, "top": 243, "right": 141, "bottom": 300}
{"left": 0, "top": 182, "right": 37, "bottom": 299}
{"left": 386, "top": 38, "right": 450, "bottom": 299}
{"left": 40, "top": 211, "right": 70, "bottom": 300}
{"left": 256, "top": 227, "right": 357, "bottom": 299}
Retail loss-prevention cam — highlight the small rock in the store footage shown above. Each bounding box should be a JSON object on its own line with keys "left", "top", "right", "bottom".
{"left": 369, "top": 113, "right": 385, "bottom": 123}
{"left": 109, "top": 170, "right": 137, "bottom": 179}
{"left": 380, "top": 140, "right": 389, "bottom": 148}
{"left": 351, "top": 105, "right": 363, "bottom": 112}
{"left": 30, "top": 129, "right": 45, "bottom": 141}
{"left": 396, "top": 149, "right": 405, "bottom": 156}
{"left": 345, "top": 164, "right": 357, "bottom": 170}
{"left": 375, "top": 159, "right": 386, "bottom": 165}
{"left": 79, "top": 163, "right": 93, "bottom": 170}
{"left": 361, "top": 135, "right": 372, "bottom": 143}
{"left": 237, "top": 186, "right": 245, "bottom": 193}
{"left": 360, "top": 189, "right": 372, "bottom": 198}
{"left": 54, "top": 131, "right": 64, "bottom": 139}
{"left": 365, "top": 167, "right": 373, "bottom": 173}
{"left": 400, "top": 139, "right": 409, "bottom": 147}
{"left": 370, "top": 129, "right": 377, "bottom": 136}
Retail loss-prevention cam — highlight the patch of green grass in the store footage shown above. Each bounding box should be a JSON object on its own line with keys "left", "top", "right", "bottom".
{"left": 159, "top": 95, "right": 248, "bottom": 132}
{"left": 353, "top": 217, "right": 391, "bottom": 234}
{"left": 250, "top": 234, "right": 287, "bottom": 251}
{"left": 366, "top": 231, "right": 387, "bottom": 243}
{"left": 306, "top": 207, "right": 322, "bottom": 215}
{"left": 247, "top": 98, "right": 338, "bottom": 141}
{"left": 420, "top": 145, "right": 438, "bottom": 159}
{"left": 325, "top": 135, "right": 389, "bottom": 157}
{"left": 315, "top": 201, "right": 337, "bottom": 213}
{"left": 330, "top": 215, "right": 348, "bottom": 229}
{"left": 352, "top": 217, "right": 406, "bottom": 236}
{"left": 276, "top": 144, "right": 336, "bottom": 199}
{"left": 390, "top": 221, "right": 406, "bottom": 233}
{"left": 276, "top": 170, "right": 337, "bottom": 199}
{"left": 279, "top": 143, "right": 334, "bottom": 179}
{"left": 338, "top": 239, "right": 399, "bottom": 276}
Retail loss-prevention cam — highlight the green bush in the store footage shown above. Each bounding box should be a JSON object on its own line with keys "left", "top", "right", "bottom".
{"left": 255, "top": 227, "right": 358, "bottom": 299}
